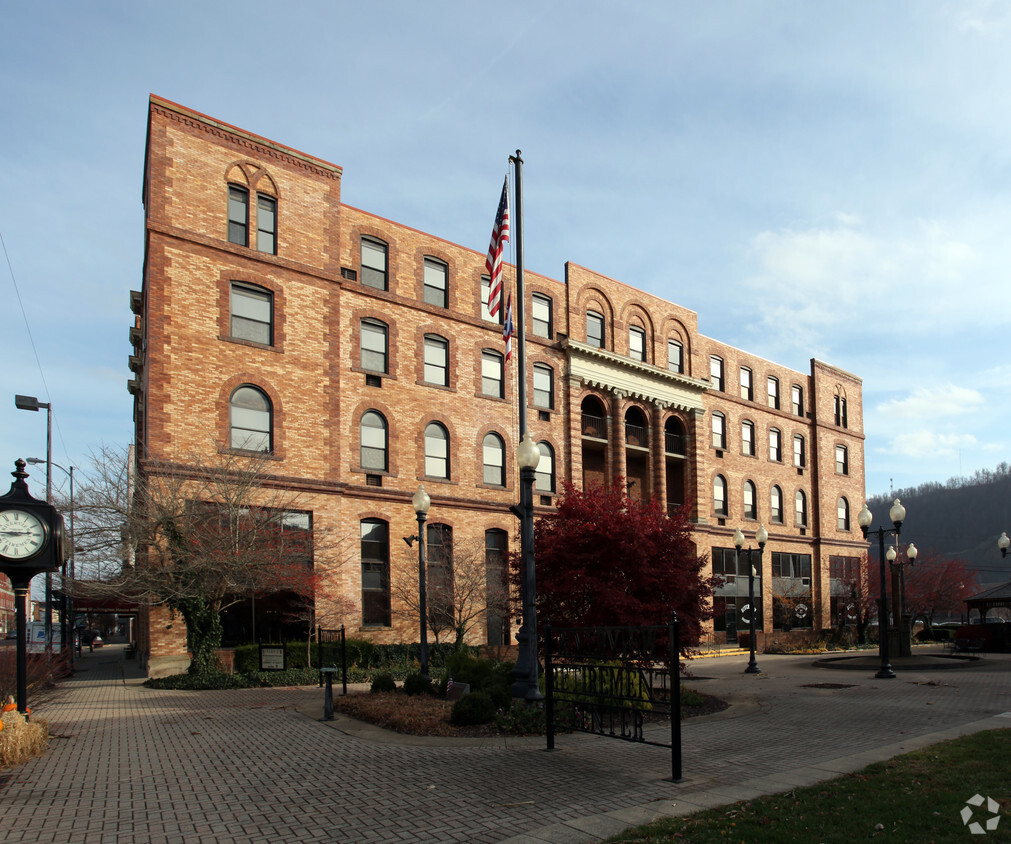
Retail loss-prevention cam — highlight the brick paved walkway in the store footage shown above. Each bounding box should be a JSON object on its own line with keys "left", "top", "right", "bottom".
{"left": 2, "top": 644, "right": 1009, "bottom": 843}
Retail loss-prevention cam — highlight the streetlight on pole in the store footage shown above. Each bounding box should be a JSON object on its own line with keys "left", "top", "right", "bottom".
{"left": 510, "top": 432, "right": 543, "bottom": 703}
{"left": 998, "top": 532, "right": 1010, "bottom": 559}
{"left": 15, "top": 395, "right": 53, "bottom": 652}
{"left": 733, "top": 524, "right": 767, "bottom": 675}
{"left": 27, "top": 458, "right": 74, "bottom": 665}
{"left": 403, "top": 485, "right": 431, "bottom": 680}
{"left": 857, "top": 498, "right": 908, "bottom": 679}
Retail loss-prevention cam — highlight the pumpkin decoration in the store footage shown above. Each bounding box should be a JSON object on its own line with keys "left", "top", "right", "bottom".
{"left": 1, "top": 696, "right": 16, "bottom": 713}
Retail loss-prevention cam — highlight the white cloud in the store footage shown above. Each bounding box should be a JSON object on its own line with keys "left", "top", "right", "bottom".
{"left": 884, "top": 430, "right": 978, "bottom": 458}
{"left": 877, "top": 385, "right": 985, "bottom": 420}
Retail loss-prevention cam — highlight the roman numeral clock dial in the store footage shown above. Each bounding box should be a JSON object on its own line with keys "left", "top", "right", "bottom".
{"left": 0, "top": 509, "right": 47, "bottom": 559}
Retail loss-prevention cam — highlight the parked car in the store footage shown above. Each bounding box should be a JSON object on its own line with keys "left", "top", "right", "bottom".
{"left": 79, "top": 630, "right": 104, "bottom": 648}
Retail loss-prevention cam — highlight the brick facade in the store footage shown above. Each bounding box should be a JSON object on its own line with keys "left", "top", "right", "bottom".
{"left": 133, "top": 96, "right": 867, "bottom": 672}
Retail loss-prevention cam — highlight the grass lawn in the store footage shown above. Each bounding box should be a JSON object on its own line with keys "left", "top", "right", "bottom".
{"left": 604, "top": 728, "right": 1010, "bottom": 843}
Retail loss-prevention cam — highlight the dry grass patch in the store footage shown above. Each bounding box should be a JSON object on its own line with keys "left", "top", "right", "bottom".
{"left": 0, "top": 710, "right": 50, "bottom": 769}
{"left": 332, "top": 691, "right": 500, "bottom": 737}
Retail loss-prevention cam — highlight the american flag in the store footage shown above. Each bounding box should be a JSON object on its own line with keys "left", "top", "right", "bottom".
{"left": 503, "top": 293, "right": 515, "bottom": 362}
{"left": 485, "top": 178, "right": 510, "bottom": 317}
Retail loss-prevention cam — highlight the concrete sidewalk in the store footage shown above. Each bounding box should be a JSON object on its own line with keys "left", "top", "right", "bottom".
{"left": 2, "top": 644, "right": 1009, "bottom": 843}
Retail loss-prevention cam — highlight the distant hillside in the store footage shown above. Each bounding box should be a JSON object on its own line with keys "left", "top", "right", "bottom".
{"left": 867, "top": 463, "right": 1011, "bottom": 589}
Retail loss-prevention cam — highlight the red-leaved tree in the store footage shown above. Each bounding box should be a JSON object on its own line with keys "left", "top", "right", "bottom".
{"left": 517, "top": 479, "right": 716, "bottom": 656}
{"left": 904, "top": 552, "right": 979, "bottom": 630}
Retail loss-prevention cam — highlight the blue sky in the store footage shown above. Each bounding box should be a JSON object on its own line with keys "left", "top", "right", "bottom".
{"left": 2, "top": 1, "right": 1010, "bottom": 514}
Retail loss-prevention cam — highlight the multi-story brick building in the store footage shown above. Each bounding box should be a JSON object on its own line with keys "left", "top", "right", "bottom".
{"left": 132, "top": 95, "right": 866, "bottom": 676}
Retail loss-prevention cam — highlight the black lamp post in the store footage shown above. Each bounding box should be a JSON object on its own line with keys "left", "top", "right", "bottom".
{"left": 510, "top": 432, "right": 542, "bottom": 703}
{"left": 15, "top": 395, "right": 53, "bottom": 652}
{"left": 29, "top": 459, "right": 75, "bottom": 666}
{"left": 733, "top": 524, "right": 767, "bottom": 675}
{"left": 403, "top": 485, "right": 431, "bottom": 680}
{"left": 857, "top": 498, "right": 907, "bottom": 679}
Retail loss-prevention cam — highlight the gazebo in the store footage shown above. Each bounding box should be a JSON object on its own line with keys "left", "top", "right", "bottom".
{"left": 965, "top": 581, "right": 1011, "bottom": 624}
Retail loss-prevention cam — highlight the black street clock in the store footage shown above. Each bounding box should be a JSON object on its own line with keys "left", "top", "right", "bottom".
{"left": 0, "top": 458, "right": 63, "bottom": 587}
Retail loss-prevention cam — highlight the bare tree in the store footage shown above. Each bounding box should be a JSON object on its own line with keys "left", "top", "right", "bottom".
{"left": 393, "top": 535, "right": 511, "bottom": 649}
{"left": 73, "top": 445, "right": 342, "bottom": 675}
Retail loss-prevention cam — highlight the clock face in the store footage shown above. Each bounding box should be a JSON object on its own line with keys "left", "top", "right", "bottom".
{"left": 0, "top": 509, "right": 47, "bottom": 560}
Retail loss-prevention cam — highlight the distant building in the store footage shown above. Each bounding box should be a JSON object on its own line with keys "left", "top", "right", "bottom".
{"left": 132, "top": 95, "right": 866, "bottom": 676}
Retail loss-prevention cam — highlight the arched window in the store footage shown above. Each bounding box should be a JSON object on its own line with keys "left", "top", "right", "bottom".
{"left": 740, "top": 367, "right": 753, "bottom": 401}
{"left": 485, "top": 529, "right": 510, "bottom": 645}
{"left": 533, "top": 363, "right": 554, "bottom": 409}
{"left": 714, "top": 475, "right": 728, "bottom": 516}
{"left": 836, "top": 444, "right": 849, "bottom": 475}
{"left": 795, "top": 490, "right": 808, "bottom": 527}
{"left": 710, "top": 356, "right": 725, "bottom": 391}
{"left": 256, "top": 193, "right": 277, "bottom": 254}
{"left": 482, "top": 349, "right": 504, "bottom": 398}
{"left": 360, "top": 318, "right": 389, "bottom": 373}
{"left": 712, "top": 411, "right": 726, "bottom": 449}
{"left": 423, "top": 257, "right": 448, "bottom": 308}
{"left": 535, "top": 442, "right": 555, "bottom": 493}
{"left": 769, "top": 428, "right": 782, "bottom": 462}
{"left": 483, "top": 432, "right": 505, "bottom": 486}
{"left": 793, "top": 434, "right": 806, "bottom": 468}
{"left": 425, "top": 422, "right": 449, "bottom": 479}
{"left": 586, "top": 310, "right": 605, "bottom": 348}
{"left": 771, "top": 485, "right": 784, "bottom": 524}
{"left": 742, "top": 420, "right": 755, "bottom": 456}
{"left": 629, "top": 325, "right": 646, "bottom": 361}
{"left": 229, "top": 386, "right": 271, "bottom": 452}
{"left": 360, "top": 411, "right": 388, "bottom": 471}
{"left": 227, "top": 185, "right": 249, "bottom": 246}
{"left": 423, "top": 334, "right": 449, "bottom": 386}
{"left": 838, "top": 497, "right": 850, "bottom": 531}
{"left": 667, "top": 339, "right": 683, "bottom": 373}
{"left": 360, "top": 519, "right": 390, "bottom": 627}
{"left": 744, "top": 480, "right": 757, "bottom": 520}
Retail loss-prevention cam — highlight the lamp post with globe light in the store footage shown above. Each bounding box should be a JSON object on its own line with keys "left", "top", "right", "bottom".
{"left": 858, "top": 499, "right": 908, "bottom": 679}
{"left": 403, "top": 485, "right": 431, "bottom": 680}
{"left": 732, "top": 524, "right": 767, "bottom": 675}
{"left": 510, "top": 432, "right": 543, "bottom": 703}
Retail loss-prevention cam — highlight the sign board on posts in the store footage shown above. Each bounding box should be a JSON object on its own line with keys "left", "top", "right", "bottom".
{"left": 259, "top": 644, "right": 287, "bottom": 671}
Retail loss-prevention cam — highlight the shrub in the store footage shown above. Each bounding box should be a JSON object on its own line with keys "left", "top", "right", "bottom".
{"left": 494, "top": 699, "right": 546, "bottom": 735}
{"left": 450, "top": 690, "right": 496, "bottom": 725}
{"left": 402, "top": 672, "right": 433, "bottom": 696}
{"left": 370, "top": 673, "right": 396, "bottom": 693}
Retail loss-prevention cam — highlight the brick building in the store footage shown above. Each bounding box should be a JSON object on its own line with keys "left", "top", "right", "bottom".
{"left": 132, "top": 96, "right": 866, "bottom": 675}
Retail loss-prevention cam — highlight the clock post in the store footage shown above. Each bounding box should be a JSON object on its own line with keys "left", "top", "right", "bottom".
{"left": 0, "top": 459, "right": 64, "bottom": 713}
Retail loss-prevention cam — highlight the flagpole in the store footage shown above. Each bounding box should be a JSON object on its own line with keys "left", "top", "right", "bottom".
{"left": 510, "top": 151, "right": 527, "bottom": 439}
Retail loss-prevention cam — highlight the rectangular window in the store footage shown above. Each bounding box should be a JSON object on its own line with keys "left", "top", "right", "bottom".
{"left": 711, "top": 413, "right": 726, "bottom": 449}
{"left": 533, "top": 365, "right": 553, "bottom": 409}
{"left": 836, "top": 445, "right": 849, "bottom": 475}
{"left": 423, "top": 258, "right": 448, "bottom": 308}
{"left": 228, "top": 185, "right": 248, "bottom": 246}
{"left": 794, "top": 435, "right": 805, "bottom": 468}
{"left": 629, "top": 326, "right": 646, "bottom": 361}
{"left": 482, "top": 350, "right": 504, "bottom": 398}
{"left": 361, "top": 520, "right": 390, "bottom": 627}
{"left": 792, "top": 385, "right": 803, "bottom": 416}
{"left": 423, "top": 336, "right": 448, "bottom": 386}
{"left": 361, "top": 238, "right": 388, "bottom": 291}
{"left": 480, "top": 276, "right": 501, "bottom": 323}
{"left": 360, "top": 320, "right": 388, "bottom": 373}
{"left": 710, "top": 356, "right": 725, "bottom": 391}
{"left": 230, "top": 283, "right": 272, "bottom": 345}
{"left": 532, "top": 293, "right": 552, "bottom": 338}
{"left": 767, "top": 376, "right": 780, "bottom": 409}
{"left": 256, "top": 194, "right": 276, "bottom": 254}
{"left": 586, "top": 311, "right": 604, "bottom": 348}
{"left": 740, "top": 367, "right": 753, "bottom": 401}
{"left": 772, "top": 551, "right": 813, "bottom": 629}
{"left": 668, "top": 340, "right": 683, "bottom": 373}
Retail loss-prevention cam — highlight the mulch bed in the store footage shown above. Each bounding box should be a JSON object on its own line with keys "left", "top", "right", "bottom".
{"left": 331, "top": 689, "right": 728, "bottom": 738}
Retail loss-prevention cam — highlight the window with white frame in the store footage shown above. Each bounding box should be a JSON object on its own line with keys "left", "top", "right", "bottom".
{"left": 229, "top": 385, "right": 271, "bottom": 452}
{"left": 710, "top": 356, "right": 725, "bottom": 391}
{"left": 769, "top": 427, "right": 782, "bottom": 461}
{"left": 742, "top": 420, "right": 755, "bottom": 456}
{"left": 744, "top": 480, "right": 757, "bottom": 520}
{"left": 535, "top": 441, "right": 555, "bottom": 493}
{"left": 532, "top": 293, "right": 552, "bottom": 338}
{"left": 793, "top": 434, "right": 805, "bottom": 468}
{"left": 533, "top": 363, "right": 553, "bottom": 409}
{"left": 767, "top": 376, "right": 780, "bottom": 409}
{"left": 712, "top": 411, "right": 726, "bottom": 449}
{"left": 836, "top": 444, "right": 849, "bottom": 475}
{"left": 714, "top": 475, "right": 728, "bottom": 516}
{"left": 360, "top": 411, "right": 388, "bottom": 471}
{"left": 483, "top": 433, "right": 505, "bottom": 486}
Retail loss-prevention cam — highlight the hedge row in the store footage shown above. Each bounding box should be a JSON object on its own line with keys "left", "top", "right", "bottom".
{"left": 232, "top": 639, "right": 470, "bottom": 679}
